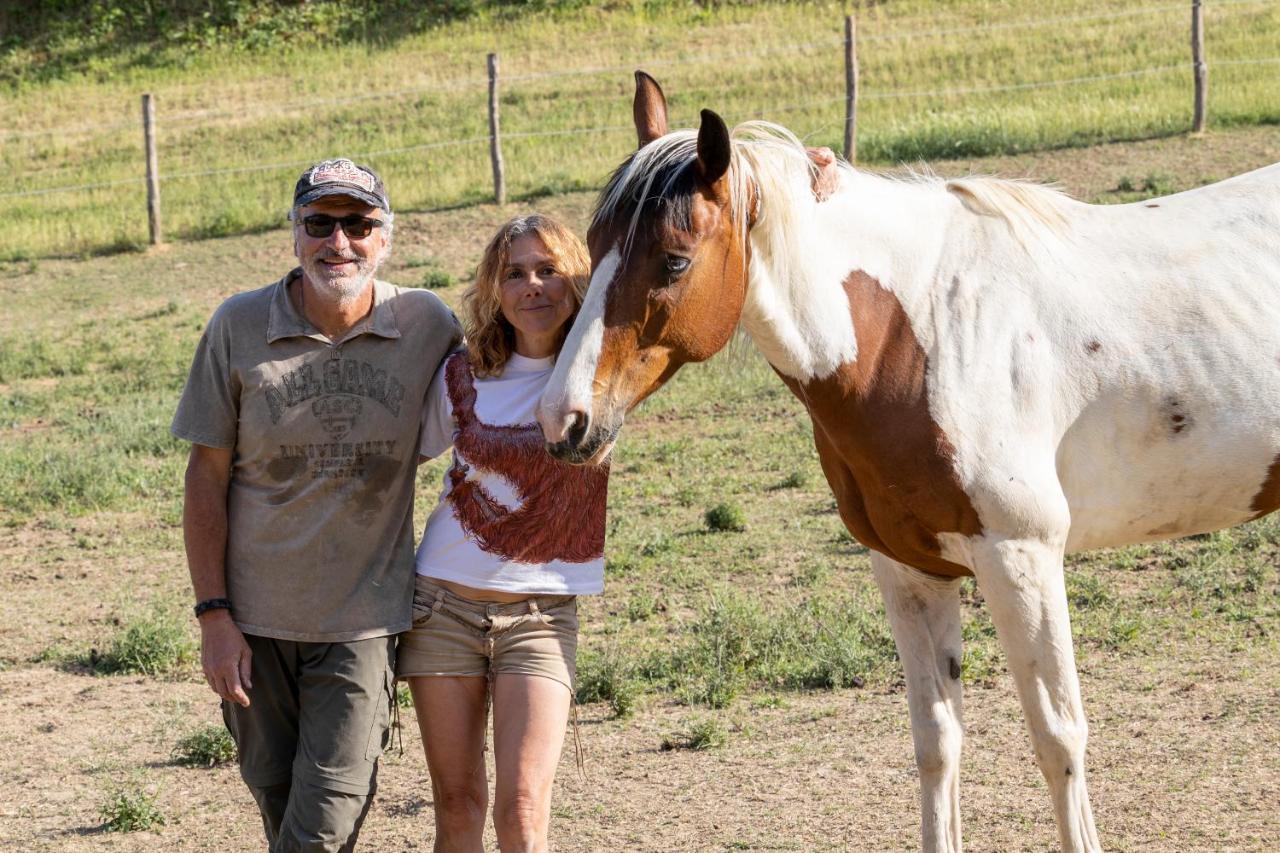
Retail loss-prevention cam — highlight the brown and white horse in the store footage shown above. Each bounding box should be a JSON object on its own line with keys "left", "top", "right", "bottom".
{"left": 537, "top": 72, "right": 1280, "bottom": 852}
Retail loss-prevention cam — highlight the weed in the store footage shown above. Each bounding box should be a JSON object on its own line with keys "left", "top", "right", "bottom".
{"left": 89, "top": 607, "right": 197, "bottom": 676}
{"left": 1142, "top": 173, "right": 1175, "bottom": 195}
{"left": 625, "top": 591, "right": 658, "bottom": 622}
{"left": 100, "top": 783, "right": 166, "bottom": 832}
{"left": 662, "top": 715, "right": 727, "bottom": 751}
{"left": 1065, "top": 571, "right": 1111, "bottom": 610}
{"left": 421, "top": 269, "right": 454, "bottom": 289}
{"left": 704, "top": 503, "right": 746, "bottom": 533}
{"left": 172, "top": 725, "right": 237, "bottom": 767}
{"left": 576, "top": 647, "right": 644, "bottom": 719}
{"left": 395, "top": 682, "right": 414, "bottom": 708}
{"left": 770, "top": 470, "right": 809, "bottom": 490}
{"left": 1102, "top": 612, "right": 1144, "bottom": 650}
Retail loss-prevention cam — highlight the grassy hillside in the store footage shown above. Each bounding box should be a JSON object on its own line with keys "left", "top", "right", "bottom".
{"left": 1, "top": 122, "right": 1278, "bottom": 849}
{"left": 5, "top": 0, "right": 1279, "bottom": 259}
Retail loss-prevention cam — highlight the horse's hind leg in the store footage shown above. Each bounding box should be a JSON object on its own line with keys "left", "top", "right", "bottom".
{"left": 970, "top": 537, "right": 1102, "bottom": 853}
{"left": 872, "top": 553, "right": 965, "bottom": 853}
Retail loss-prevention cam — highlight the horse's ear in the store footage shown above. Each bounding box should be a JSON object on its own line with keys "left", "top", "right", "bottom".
{"left": 633, "top": 71, "right": 668, "bottom": 148}
{"left": 696, "top": 109, "right": 732, "bottom": 187}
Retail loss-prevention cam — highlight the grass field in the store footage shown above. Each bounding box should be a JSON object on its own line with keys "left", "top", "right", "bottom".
{"left": 5, "top": 0, "right": 1280, "bottom": 259}
{"left": 2, "top": 123, "right": 1278, "bottom": 850}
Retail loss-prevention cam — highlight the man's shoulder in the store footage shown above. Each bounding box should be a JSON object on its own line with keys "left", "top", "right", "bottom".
{"left": 376, "top": 280, "right": 459, "bottom": 329}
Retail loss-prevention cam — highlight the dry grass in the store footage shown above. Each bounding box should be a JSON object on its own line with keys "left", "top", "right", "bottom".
{"left": 1, "top": 127, "right": 1278, "bottom": 850}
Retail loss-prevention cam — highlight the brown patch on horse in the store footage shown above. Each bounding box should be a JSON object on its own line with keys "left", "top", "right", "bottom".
{"left": 593, "top": 183, "right": 747, "bottom": 414}
{"left": 1086, "top": 340, "right": 1102, "bottom": 354}
{"left": 1250, "top": 454, "right": 1280, "bottom": 519}
{"left": 778, "top": 271, "right": 982, "bottom": 578}
{"left": 445, "top": 354, "right": 609, "bottom": 562}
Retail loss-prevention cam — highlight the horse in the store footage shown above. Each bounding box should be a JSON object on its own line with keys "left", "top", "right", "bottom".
{"left": 536, "top": 71, "right": 1280, "bottom": 852}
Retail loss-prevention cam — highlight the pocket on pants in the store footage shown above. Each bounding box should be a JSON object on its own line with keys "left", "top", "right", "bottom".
{"left": 538, "top": 597, "right": 579, "bottom": 634}
{"left": 363, "top": 666, "right": 395, "bottom": 761}
{"left": 410, "top": 591, "right": 437, "bottom": 627}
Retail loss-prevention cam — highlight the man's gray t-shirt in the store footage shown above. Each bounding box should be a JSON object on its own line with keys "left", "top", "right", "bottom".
{"left": 172, "top": 269, "right": 462, "bottom": 642}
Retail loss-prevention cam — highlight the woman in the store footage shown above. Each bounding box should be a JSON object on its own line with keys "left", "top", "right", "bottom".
{"left": 398, "top": 214, "right": 605, "bottom": 853}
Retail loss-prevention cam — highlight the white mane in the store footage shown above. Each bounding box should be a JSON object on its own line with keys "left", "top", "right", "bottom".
{"left": 594, "top": 119, "right": 1072, "bottom": 276}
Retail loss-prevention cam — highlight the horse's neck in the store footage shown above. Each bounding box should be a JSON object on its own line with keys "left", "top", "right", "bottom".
{"left": 740, "top": 171, "right": 959, "bottom": 383}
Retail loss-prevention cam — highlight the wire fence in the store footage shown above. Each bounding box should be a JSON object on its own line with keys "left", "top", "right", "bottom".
{"left": 5, "top": 0, "right": 1278, "bottom": 258}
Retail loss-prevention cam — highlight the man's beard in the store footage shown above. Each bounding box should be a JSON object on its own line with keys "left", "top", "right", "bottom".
{"left": 302, "top": 251, "right": 378, "bottom": 306}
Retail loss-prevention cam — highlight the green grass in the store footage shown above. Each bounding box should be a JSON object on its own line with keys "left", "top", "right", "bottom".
{"left": 661, "top": 715, "right": 729, "bottom": 751}
{"left": 87, "top": 606, "right": 197, "bottom": 676}
{"left": 99, "top": 781, "right": 166, "bottom": 832}
{"left": 6, "top": 0, "right": 1279, "bottom": 259}
{"left": 172, "top": 725, "right": 237, "bottom": 767}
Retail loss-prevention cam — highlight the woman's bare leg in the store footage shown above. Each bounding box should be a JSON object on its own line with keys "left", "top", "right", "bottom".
{"left": 409, "top": 676, "right": 490, "bottom": 853}
{"left": 490, "top": 674, "right": 572, "bottom": 853}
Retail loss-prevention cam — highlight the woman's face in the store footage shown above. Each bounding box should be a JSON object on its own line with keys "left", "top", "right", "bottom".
{"left": 499, "top": 233, "right": 576, "bottom": 358}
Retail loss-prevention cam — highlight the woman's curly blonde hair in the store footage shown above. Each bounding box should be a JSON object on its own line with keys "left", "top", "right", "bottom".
{"left": 462, "top": 214, "right": 591, "bottom": 378}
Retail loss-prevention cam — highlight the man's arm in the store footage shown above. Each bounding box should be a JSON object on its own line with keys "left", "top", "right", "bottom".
{"left": 183, "top": 443, "right": 253, "bottom": 707}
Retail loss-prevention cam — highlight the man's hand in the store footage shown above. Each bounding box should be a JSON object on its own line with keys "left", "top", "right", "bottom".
{"left": 806, "top": 146, "right": 840, "bottom": 202}
{"left": 200, "top": 610, "right": 253, "bottom": 707}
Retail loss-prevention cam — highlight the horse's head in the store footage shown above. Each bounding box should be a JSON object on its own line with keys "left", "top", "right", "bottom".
{"left": 538, "top": 72, "right": 754, "bottom": 464}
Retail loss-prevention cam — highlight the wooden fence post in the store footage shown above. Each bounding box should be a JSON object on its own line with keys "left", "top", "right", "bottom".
{"left": 1191, "top": 0, "right": 1207, "bottom": 133}
{"left": 487, "top": 53, "right": 506, "bottom": 206}
{"left": 141, "top": 93, "right": 162, "bottom": 245}
{"left": 844, "top": 14, "right": 858, "bottom": 163}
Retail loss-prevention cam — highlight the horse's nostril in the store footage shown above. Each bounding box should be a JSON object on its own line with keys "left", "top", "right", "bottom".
{"left": 568, "top": 411, "right": 589, "bottom": 444}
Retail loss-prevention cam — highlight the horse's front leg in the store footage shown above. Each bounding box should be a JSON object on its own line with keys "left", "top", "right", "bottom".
{"left": 970, "top": 536, "right": 1102, "bottom": 853}
{"left": 872, "top": 553, "right": 965, "bottom": 853}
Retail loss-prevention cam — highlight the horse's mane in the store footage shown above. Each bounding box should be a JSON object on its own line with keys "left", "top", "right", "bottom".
{"left": 592, "top": 120, "right": 1071, "bottom": 268}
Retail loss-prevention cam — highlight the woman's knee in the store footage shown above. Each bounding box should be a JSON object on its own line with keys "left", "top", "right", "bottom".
{"left": 434, "top": 783, "right": 488, "bottom": 835}
{"left": 493, "top": 789, "right": 548, "bottom": 846}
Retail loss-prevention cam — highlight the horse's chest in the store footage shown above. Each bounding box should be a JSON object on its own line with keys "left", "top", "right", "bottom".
{"left": 782, "top": 372, "right": 982, "bottom": 578}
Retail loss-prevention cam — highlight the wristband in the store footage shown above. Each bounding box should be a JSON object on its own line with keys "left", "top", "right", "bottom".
{"left": 193, "top": 598, "right": 232, "bottom": 618}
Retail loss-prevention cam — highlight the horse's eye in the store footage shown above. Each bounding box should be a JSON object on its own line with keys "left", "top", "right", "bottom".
{"left": 664, "top": 255, "right": 691, "bottom": 278}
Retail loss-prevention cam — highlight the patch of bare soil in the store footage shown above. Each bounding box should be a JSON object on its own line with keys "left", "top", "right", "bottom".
{"left": 1, "top": 631, "right": 1275, "bottom": 851}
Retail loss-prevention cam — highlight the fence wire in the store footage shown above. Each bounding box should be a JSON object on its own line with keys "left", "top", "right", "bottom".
{"left": 6, "top": 3, "right": 1277, "bottom": 209}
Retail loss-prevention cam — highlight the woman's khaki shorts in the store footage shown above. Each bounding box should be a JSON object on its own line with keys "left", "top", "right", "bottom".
{"left": 396, "top": 576, "right": 578, "bottom": 693}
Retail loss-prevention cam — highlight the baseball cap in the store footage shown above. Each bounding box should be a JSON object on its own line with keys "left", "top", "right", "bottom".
{"left": 293, "top": 158, "right": 391, "bottom": 212}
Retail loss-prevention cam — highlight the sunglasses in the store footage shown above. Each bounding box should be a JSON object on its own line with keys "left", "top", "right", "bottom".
{"left": 300, "top": 214, "right": 384, "bottom": 239}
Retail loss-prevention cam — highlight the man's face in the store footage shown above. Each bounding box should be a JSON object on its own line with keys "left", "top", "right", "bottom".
{"left": 293, "top": 196, "right": 389, "bottom": 304}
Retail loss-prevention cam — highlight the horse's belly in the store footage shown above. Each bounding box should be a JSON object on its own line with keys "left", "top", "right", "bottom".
{"left": 1057, "top": 395, "right": 1280, "bottom": 552}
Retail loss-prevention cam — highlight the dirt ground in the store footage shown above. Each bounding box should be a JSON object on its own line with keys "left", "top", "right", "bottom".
{"left": 3, "top": 125, "right": 1280, "bottom": 851}
{"left": 2, "top": 632, "right": 1276, "bottom": 851}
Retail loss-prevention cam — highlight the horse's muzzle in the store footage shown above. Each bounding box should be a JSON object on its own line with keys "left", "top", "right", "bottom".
{"left": 545, "top": 420, "right": 620, "bottom": 467}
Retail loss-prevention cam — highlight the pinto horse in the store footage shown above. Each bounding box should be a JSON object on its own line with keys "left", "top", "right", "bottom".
{"left": 537, "top": 72, "right": 1280, "bottom": 852}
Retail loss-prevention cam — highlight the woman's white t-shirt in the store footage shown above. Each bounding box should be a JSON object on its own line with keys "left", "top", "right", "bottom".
{"left": 414, "top": 351, "right": 608, "bottom": 594}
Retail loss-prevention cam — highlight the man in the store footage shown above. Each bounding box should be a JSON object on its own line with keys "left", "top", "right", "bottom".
{"left": 172, "top": 158, "right": 461, "bottom": 851}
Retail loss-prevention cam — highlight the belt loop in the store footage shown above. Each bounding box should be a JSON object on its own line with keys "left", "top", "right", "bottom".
{"left": 432, "top": 589, "right": 445, "bottom": 612}
{"left": 527, "top": 599, "right": 541, "bottom": 618}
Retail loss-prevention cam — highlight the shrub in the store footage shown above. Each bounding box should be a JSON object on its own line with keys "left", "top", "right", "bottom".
{"left": 704, "top": 502, "right": 746, "bottom": 532}
{"left": 91, "top": 607, "right": 197, "bottom": 676}
{"left": 576, "top": 647, "right": 644, "bottom": 719}
{"left": 172, "top": 725, "right": 237, "bottom": 767}
{"left": 661, "top": 716, "right": 727, "bottom": 751}
{"left": 100, "top": 784, "right": 166, "bottom": 832}
{"left": 422, "top": 269, "right": 453, "bottom": 289}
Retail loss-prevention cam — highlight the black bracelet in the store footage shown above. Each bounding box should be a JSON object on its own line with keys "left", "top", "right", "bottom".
{"left": 193, "top": 598, "right": 232, "bottom": 618}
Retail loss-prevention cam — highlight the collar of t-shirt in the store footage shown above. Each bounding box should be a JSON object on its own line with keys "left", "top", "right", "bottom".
{"left": 503, "top": 353, "right": 554, "bottom": 374}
